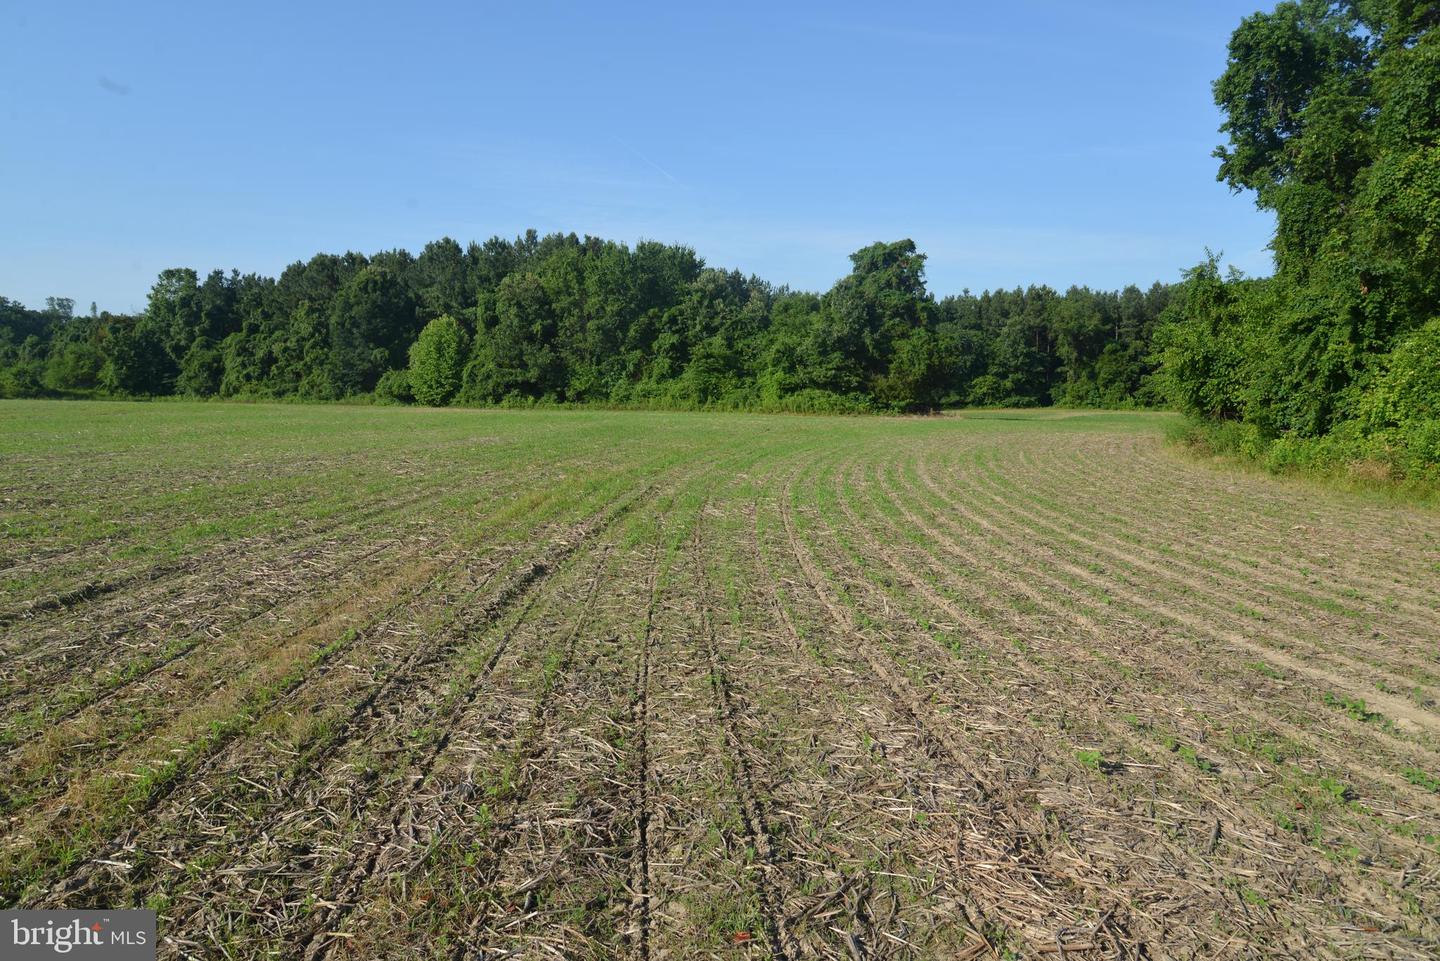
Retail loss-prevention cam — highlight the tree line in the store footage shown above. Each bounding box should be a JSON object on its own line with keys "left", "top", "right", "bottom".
{"left": 0, "top": 236, "right": 1172, "bottom": 413}
{"left": 1155, "top": 0, "right": 1439, "bottom": 482}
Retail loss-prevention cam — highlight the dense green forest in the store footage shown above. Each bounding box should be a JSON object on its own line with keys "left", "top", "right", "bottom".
{"left": 1157, "top": 0, "right": 1440, "bottom": 482}
{"left": 0, "top": 238, "right": 1172, "bottom": 413}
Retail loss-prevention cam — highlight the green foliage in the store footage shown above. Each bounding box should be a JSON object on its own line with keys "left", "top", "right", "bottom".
{"left": 1157, "top": 2, "right": 1440, "bottom": 486}
{"left": 176, "top": 337, "right": 224, "bottom": 397}
{"left": 1322, "top": 690, "right": 1381, "bottom": 723}
{"left": 1362, "top": 318, "right": 1440, "bottom": 428}
{"left": 1, "top": 234, "right": 1171, "bottom": 413}
{"left": 766, "top": 388, "right": 874, "bottom": 415}
{"left": 373, "top": 368, "right": 414, "bottom": 405}
{"left": 327, "top": 265, "right": 418, "bottom": 397}
{"left": 407, "top": 315, "right": 468, "bottom": 406}
{"left": 43, "top": 339, "right": 105, "bottom": 393}
{"left": 1152, "top": 257, "right": 1249, "bottom": 422}
{"left": 1212, "top": 1, "right": 1372, "bottom": 207}
{"left": 101, "top": 317, "right": 176, "bottom": 396}
{"left": 0, "top": 356, "right": 45, "bottom": 398}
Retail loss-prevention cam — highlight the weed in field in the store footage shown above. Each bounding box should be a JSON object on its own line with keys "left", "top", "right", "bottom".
{"left": 1246, "top": 660, "right": 1284, "bottom": 679}
{"left": 1226, "top": 728, "right": 1293, "bottom": 764}
{"left": 1322, "top": 691, "right": 1381, "bottom": 724}
{"left": 1176, "top": 744, "right": 1217, "bottom": 774}
{"left": 1403, "top": 768, "right": 1440, "bottom": 793}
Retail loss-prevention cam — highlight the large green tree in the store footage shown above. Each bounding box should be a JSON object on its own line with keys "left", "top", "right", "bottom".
{"left": 327, "top": 265, "right": 419, "bottom": 396}
{"left": 408, "top": 314, "right": 469, "bottom": 406}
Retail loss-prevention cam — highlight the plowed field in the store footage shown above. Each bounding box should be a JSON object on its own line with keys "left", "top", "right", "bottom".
{"left": 2, "top": 401, "right": 1438, "bottom": 959}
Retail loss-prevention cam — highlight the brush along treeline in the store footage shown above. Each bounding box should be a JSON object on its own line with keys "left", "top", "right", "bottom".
{"left": 1155, "top": 1, "right": 1440, "bottom": 483}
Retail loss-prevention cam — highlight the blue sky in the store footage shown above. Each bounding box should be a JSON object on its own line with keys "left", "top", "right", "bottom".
{"left": 1, "top": 1, "right": 1275, "bottom": 313}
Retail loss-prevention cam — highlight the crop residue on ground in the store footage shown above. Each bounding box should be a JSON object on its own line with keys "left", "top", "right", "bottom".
{"left": 1, "top": 401, "right": 1438, "bottom": 959}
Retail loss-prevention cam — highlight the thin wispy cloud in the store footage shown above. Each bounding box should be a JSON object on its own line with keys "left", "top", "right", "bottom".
{"left": 611, "top": 136, "right": 682, "bottom": 187}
